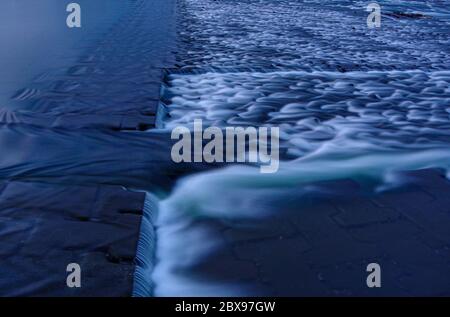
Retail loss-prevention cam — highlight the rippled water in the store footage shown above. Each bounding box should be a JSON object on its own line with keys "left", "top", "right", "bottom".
{"left": 0, "top": 0, "right": 127, "bottom": 108}
{"left": 174, "top": 0, "right": 450, "bottom": 73}
{"left": 1, "top": 0, "right": 449, "bottom": 297}
{"left": 141, "top": 0, "right": 450, "bottom": 296}
{"left": 165, "top": 70, "right": 450, "bottom": 157}
{"left": 0, "top": 0, "right": 179, "bottom": 189}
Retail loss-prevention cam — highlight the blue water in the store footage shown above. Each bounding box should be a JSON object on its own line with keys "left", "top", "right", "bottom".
{"left": 0, "top": 0, "right": 126, "bottom": 108}
{"left": 136, "top": 0, "right": 450, "bottom": 296}
{"left": 1, "top": 0, "right": 450, "bottom": 297}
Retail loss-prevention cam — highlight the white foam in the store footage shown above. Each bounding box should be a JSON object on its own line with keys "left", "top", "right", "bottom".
{"left": 164, "top": 71, "right": 450, "bottom": 159}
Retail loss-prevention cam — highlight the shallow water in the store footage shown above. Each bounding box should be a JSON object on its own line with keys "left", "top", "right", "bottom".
{"left": 165, "top": 70, "right": 450, "bottom": 158}
{"left": 0, "top": 0, "right": 180, "bottom": 189}
{"left": 141, "top": 0, "right": 450, "bottom": 296}
{"left": 0, "top": 0, "right": 127, "bottom": 108}
{"left": 1, "top": 0, "right": 450, "bottom": 297}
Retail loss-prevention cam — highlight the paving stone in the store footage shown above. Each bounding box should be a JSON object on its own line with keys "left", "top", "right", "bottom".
{"left": 333, "top": 199, "right": 401, "bottom": 227}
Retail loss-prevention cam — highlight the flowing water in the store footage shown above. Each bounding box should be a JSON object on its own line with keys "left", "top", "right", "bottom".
{"left": 1, "top": 0, "right": 450, "bottom": 296}
{"left": 138, "top": 0, "right": 450, "bottom": 296}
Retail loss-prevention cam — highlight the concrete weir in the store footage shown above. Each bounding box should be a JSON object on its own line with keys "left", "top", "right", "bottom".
{"left": 0, "top": 0, "right": 178, "bottom": 296}
{"left": 2, "top": 0, "right": 450, "bottom": 297}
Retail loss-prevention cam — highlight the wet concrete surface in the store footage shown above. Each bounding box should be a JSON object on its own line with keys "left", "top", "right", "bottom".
{"left": 0, "top": 0, "right": 179, "bottom": 296}
{"left": 1, "top": 0, "right": 450, "bottom": 297}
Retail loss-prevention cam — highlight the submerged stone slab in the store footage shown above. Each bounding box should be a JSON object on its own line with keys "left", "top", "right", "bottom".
{"left": 0, "top": 0, "right": 179, "bottom": 296}
{"left": 0, "top": 181, "right": 145, "bottom": 296}
{"left": 0, "top": 124, "right": 222, "bottom": 191}
{"left": 0, "top": 110, "right": 157, "bottom": 131}
{"left": 150, "top": 169, "right": 450, "bottom": 296}
{"left": 3, "top": 0, "right": 177, "bottom": 131}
